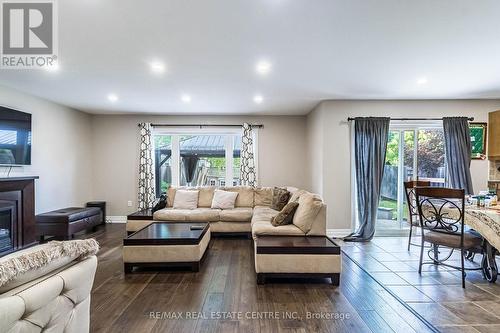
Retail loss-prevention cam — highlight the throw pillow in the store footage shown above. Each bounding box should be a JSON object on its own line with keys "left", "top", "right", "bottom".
{"left": 289, "top": 189, "right": 307, "bottom": 203}
{"left": 271, "top": 187, "right": 291, "bottom": 211}
{"left": 173, "top": 190, "right": 199, "bottom": 209}
{"left": 211, "top": 189, "right": 239, "bottom": 209}
{"left": 271, "top": 202, "right": 299, "bottom": 227}
{"left": 292, "top": 192, "right": 323, "bottom": 233}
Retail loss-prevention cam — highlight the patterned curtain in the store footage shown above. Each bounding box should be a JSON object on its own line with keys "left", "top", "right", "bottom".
{"left": 240, "top": 123, "right": 257, "bottom": 187}
{"left": 138, "top": 123, "right": 155, "bottom": 210}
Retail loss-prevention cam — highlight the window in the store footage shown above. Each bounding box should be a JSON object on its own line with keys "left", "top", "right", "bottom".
{"left": 153, "top": 128, "right": 250, "bottom": 196}
{"left": 154, "top": 135, "right": 172, "bottom": 196}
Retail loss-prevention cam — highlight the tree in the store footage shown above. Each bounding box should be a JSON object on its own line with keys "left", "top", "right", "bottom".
{"left": 384, "top": 130, "right": 445, "bottom": 178}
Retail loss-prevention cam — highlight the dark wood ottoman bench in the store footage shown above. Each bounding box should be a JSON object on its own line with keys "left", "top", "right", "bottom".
{"left": 36, "top": 207, "right": 103, "bottom": 241}
{"left": 254, "top": 236, "right": 341, "bottom": 285}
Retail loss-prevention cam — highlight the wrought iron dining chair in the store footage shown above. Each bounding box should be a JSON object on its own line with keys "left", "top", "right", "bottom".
{"left": 415, "top": 186, "right": 483, "bottom": 288}
{"left": 404, "top": 180, "right": 431, "bottom": 251}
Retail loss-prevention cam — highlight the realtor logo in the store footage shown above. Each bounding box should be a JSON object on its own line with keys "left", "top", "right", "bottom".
{"left": 1, "top": 0, "right": 58, "bottom": 69}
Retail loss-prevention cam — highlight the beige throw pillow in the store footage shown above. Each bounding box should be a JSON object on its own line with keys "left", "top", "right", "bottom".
{"left": 173, "top": 190, "right": 199, "bottom": 209}
{"left": 211, "top": 189, "right": 239, "bottom": 210}
{"left": 292, "top": 192, "right": 323, "bottom": 233}
{"left": 289, "top": 189, "right": 307, "bottom": 204}
{"left": 271, "top": 202, "right": 299, "bottom": 227}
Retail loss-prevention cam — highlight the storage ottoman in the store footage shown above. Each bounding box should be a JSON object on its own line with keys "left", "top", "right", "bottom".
{"left": 36, "top": 207, "right": 103, "bottom": 241}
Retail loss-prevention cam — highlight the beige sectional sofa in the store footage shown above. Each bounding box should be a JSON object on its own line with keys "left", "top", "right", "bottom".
{"left": 127, "top": 186, "right": 340, "bottom": 284}
{"left": 128, "top": 186, "right": 326, "bottom": 237}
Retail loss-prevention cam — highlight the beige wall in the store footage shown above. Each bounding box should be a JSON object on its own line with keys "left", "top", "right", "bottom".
{"left": 90, "top": 115, "right": 308, "bottom": 216}
{"left": 307, "top": 100, "right": 500, "bottom": 230}
{"left": 0, "top": 85, "right": 93, "bottom": 214}
{"left": 3, "top": 85, "right": 496, "bottom": 226}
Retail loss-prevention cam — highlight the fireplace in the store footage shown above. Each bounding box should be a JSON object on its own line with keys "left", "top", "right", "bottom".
{"left": 0, "top": 177, "right": 38, "bottom": 257}
{"left": 0, "top": 203, "right": 16, "bottom": 254}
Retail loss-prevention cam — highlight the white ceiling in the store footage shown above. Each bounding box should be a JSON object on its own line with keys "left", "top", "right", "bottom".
{"left": 1, "top": 0, "right": 500, "bottom": 115}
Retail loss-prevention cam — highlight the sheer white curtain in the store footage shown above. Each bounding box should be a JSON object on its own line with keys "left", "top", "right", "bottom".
{"left": 138, "top": 123, "right": 155, "bottom": 210}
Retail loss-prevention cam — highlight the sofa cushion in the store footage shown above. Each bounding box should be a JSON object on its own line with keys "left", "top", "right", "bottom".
{"left": 211, "top": 190, "right": 238, "bottom": 209}
{"left": 252, "top": 220, "right": 305, "bottom": 238}
{"left": 153, "top": 208, "right": 189, "bottom": 221}
{"left": 173, "top": 190, "right": 199, "bottom": 209}
{"left": 270, "top": 187, "right": 291, "bottom": 211}
{"left": 252, "top": 206, "right": 280, "bottom": 225}
{"left": 219, "top": 208, "right": 253, "bottom": 222}
{"left": 271, "top": 202, "right": 299, "bottom": 227}
{"left": 153, "top": 208, "right": 221, "bottom": 222}
{"left": 197, "top": 187, "right": 215, "bottom": 207}
{"left": 224, "top": 186, "right": 254, "bottom": 207}
{"left": 186, "top": 208, "right": 221, "bottom": 222}
{"left": 254, "top": 187, "right": 273, "bottom": 206}
{"left": 293, "top": 192, "right": 323, "bottom": 233}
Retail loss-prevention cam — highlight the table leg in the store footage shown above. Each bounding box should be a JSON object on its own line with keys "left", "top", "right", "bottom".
{"left": 482, "top": 242, "right": 498, "bottom": 283}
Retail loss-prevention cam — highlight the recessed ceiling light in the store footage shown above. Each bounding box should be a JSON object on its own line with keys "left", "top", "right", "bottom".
{"left": 150, "top": 61, "right": 165, "bottom": 74}
{"left": 253, "top": 95, "right": 263, "bottom": 104}
{"left": 181, "top": 94, "right": 191, "bottom": 103}
{"left": 255, "top": 60, "right": 272, "bottom": 75}
{"left": 107, "top": 93, "right": 118, "bottom": 102}
{"left": 417, "top": 77, "right": 428, "bottom": 85}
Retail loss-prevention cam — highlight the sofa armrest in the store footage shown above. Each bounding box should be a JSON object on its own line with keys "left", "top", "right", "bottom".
{"left": 306, "top": 204, "right": 327, "bottom": 236}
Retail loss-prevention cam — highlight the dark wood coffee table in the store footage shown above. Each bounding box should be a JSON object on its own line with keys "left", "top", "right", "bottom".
{"left": 123, "top": 222, "right": 210, "bottom": 273}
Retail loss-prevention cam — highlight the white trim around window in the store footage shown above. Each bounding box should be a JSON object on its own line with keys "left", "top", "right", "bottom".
{"left": 152, "top": 126, "right": 259, "bottom": 188}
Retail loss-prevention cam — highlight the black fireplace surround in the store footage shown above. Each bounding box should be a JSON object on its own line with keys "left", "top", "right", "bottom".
{"left": 0, "top": 203, "right": 15, "bottom": 253}
{"left": 0, "top": 177, "right": 38, "bottom": 257}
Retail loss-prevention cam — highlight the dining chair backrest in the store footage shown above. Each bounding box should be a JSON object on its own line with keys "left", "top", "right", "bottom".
{"left": 415, "top": 186, "right": 465, "bottom": 238}
{"left": 404, "top": 181, "right": 431, "bottom": 223}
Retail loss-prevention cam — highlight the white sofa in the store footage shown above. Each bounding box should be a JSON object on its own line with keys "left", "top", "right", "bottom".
{"left": 0, "top": 240, "right": 99, "bottom": 333}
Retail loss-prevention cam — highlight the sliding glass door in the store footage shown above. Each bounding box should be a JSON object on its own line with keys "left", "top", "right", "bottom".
{"left": 376, "top": 124, "right": 446, "bottom": 235}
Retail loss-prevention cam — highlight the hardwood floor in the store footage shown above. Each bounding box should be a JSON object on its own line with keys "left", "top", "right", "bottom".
{"left": 342, "top": 237, "right": 500, "bottom": 333}
{"left": 81, "top": 224, "right": 436, "bottom": 333}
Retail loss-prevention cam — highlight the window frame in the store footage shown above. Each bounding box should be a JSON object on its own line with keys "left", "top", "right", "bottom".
{"left": 152, "top": 126, "right": 255, "bottom": 195}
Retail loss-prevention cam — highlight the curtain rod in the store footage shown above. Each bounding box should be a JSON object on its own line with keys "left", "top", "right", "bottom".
{"left": 346, "top": 117, "right": 474, "bottom": 121}
{"left": 139, "top": 123, "right": 264, "bottom": 128}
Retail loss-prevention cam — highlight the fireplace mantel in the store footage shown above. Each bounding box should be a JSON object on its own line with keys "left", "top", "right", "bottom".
{"left": 0, "top": 176, "right": 38, "bottom": 256}
{"left": 0, "top": 176, "right": 39, "bottom": 182}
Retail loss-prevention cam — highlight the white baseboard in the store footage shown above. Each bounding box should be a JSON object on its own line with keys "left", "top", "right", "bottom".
{"left": 106, "top": 216, "right": 127, "bottom": 223}
{"left": 327, "top": 229, "right": 352, "bottom": 238}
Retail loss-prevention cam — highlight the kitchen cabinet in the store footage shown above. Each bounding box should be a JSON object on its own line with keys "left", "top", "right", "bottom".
{"left": 488, "top": 110, "right": 500, "bottom": 159}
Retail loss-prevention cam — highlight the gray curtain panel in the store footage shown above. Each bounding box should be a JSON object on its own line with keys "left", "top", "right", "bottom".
{"left": 345, "top": 117, "right": 390, "bottom": 242}
{"left": 443, "top": 117, "right": 474, "bottom": 194}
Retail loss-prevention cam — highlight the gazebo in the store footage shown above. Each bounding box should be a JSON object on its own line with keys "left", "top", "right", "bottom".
{"left": 155, "top": 135, "right": 241, "bottom": 195}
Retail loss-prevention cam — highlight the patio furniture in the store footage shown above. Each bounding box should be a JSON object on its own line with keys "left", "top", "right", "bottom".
{"left": 403, "top": 180, "right": 430, "bottom": 250}
{"left": 415, "top": 186, "right": 483, "bottom": 288}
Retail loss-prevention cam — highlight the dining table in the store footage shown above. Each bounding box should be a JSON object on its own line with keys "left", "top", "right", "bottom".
{"left": 462, "top": 205, "right": 500, "bottom": 282}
